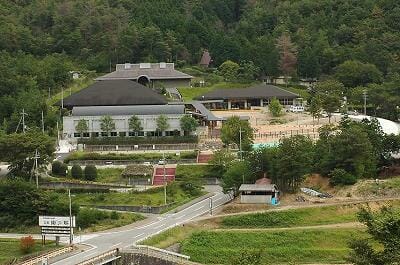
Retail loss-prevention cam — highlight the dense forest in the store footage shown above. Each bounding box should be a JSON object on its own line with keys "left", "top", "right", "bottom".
{"left": 1, "top": 0, "right": 400, "bottom": 132}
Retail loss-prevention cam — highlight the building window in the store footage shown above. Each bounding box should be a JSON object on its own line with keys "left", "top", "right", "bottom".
{"left": 138, "top": 131, "right": 145, "bottom": 137}
{"left": 101, "top": 132, "right": 108, "bottom": 137}
{"left": 110, "top": 132, "right": 118, "bottom": 137}
{"left": 74, "top": 133, "right": 81, "bottom": 138}
{"left": 92, "top": 132, "right": 99, "bottom": 138}
{"left": 165, "top": 131, "right": 175, "bottom": 136}
{"left": 147, "top": 131, "right": 156, "bottom": 137}
{"left": 119, "top": 132, "right": 126, "bottom": 137}
{"left": 83, "top": 132, "right": 90, "bottom": 138}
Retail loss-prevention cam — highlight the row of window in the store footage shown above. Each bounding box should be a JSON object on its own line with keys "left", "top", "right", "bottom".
{"left": 73, "top": 131, "right": 181, "bottom": 138}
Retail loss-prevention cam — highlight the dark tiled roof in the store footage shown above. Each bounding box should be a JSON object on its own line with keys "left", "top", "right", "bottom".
{"left": 195, "top": 84, "right": 299, "bottom": 100}
{"left": 57, "top": 80, "right": 167, "bottom": 108}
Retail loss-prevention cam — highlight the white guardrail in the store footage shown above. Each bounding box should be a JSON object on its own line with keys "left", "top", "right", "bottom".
{"left": 76, "top": 249, "right": 120, "bottom": 265}
{"left": 16, "top": 246, "right": 73, "bottom": 265}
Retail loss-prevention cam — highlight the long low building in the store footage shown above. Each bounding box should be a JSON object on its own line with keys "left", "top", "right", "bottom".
{"left": 195, "top": 83, "right": 300, "bottom": 110}
{"left": 60, "top": 80, "right": 187, "bottom": 139}
{"left": 64, "top": 105, "right": 185, "bottom": 138}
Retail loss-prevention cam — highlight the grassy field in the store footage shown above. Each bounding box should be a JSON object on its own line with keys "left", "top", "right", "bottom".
{"left": 141, "top": 225, "right": 200, "bottom": 249}
{"left": 79, "top": 209, "right": 145, "bottom": 232}
{"left": 357, "top": 177, "right": 400, "bottom": 197}
{"left": 0, "top": 239, "right": 57, "bottom": 265}
{"left": 221, "top": 200, "right": 400, "bottom": 228}
{"left": 96, "top": 168, "right": 125, "bottom": 184}
{"left": 175, "top": 164, "right": 220, "bottom": 180}
{"left": 180, "top": 229, "right": 368, "bottom": 264}
{"left": 73, "top": 185, "right": 204, "bottom": 207}
{"left": 47, "top": 78, "right": 94, "bottom": 106}
{"left": 178, "top": 82, "right": 256, "bottom": 101}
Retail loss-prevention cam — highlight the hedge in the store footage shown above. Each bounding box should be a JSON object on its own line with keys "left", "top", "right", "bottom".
{"left": 65, "top": 151, "right": 197, "bottom": 163}
{"left": 77, "top": 136, "right": 198, "bottom": 145}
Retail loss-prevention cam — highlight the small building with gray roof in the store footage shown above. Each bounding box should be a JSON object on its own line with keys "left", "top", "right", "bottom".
{"left": 195, "top": 83, "right": 300, "bottom": 110}
{"left": 239, "top": 184, "right": 280, "bottom": 204}
{"left": 96, "top": 62, "right": 192, "bottom": 89}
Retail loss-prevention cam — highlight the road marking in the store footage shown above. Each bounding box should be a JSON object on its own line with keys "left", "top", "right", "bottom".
{"left": 111, "top": 243, "right": 122, "bottom": 249}
{"left": 133, "top": 233, "right": 144, "bottom": 239}
{"left": 174, "top": 214, "right": 186, "bottom": 220}
{"left": 153, "top": 224, "right": 165, "bottom": 230}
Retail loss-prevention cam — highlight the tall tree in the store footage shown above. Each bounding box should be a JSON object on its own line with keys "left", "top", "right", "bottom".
{"left": 276, "top": 33, "right": 297, "bottom": 84}
{"left": 269, "top": 97, "right": 283, "bottom": 117}
{"left": 75, "top": 119, "right": 88, "bottom": 138}
{"left": 0, "top": 132, "right": 55, "bottom": 179}
{"left": 128, "top": 115, "right": 143, "bottom": 136}
{"left": 100, "top": 115, "right": 115, "bottom": 137}
{"left": 348, "top": 206, "right": 400, "bottom": 264}
{"left": 180, "top": 115, "right": 198, "bottom": 136}
{"left": 156, "top": 115, "right": 169, "bottom": 136}
{"left": 221, "top": 116, "right": 254, "bottom": 152}
{"left": 308, "top": 96, "right": 323, "bottom": 124}
{"left": 218, "top": 60, "right": 240, "bottom": 81}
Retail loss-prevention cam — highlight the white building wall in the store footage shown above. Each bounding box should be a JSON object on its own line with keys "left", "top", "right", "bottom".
{"left": 63, "top": 114, "right": 184, "bottom": 138}
{"left": 240, "top": 195, "right": 272, "bottom": 204}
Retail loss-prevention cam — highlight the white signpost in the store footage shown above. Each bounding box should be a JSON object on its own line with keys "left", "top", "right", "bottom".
{"left": 39, "top": 216, "right": 76, "bottom": 245}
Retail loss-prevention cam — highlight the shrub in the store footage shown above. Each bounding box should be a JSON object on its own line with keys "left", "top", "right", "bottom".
{"left": 110, "top": 211, "right": 119, "bottom": 220}
{"left": 77, "top": 208, "right": 108, "bottom": 229}
{"left": 77, "top": 136, "right": 198, "bottom": 145}
{"left": 20, "top": 236, "right": 35, "bottom": 254}
{"left": 52, "top": 161, "right": 68, "bottom": 176}
{"left": 122, "top": 165, "right": 153, "bottom": 178}
{"left": 84, "top": 165, "right": 97, "bottom": 181}
{"left": 329, "top": 168, "right": 357, "bottom": 186}
{"left": 71, "top": 165, "right": 83, "bottom": 179}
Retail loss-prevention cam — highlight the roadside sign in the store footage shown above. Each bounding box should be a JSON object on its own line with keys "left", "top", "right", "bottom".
{"left": 39, "top": 216, "right": 76, "bottom": 228}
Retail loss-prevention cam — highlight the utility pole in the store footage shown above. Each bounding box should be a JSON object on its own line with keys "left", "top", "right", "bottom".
{"left": 61, "top": 87, "right": 64, "bottom": 109}
{"left": 56, "top": 121, "right": 60, "bottom": 149}
{"left": 68, "top": 189, "right": 73, "bottom": 245}
{"left": 21, "top": 109, "right": 28, "bottom": 133}
{"left": 41, "top": 111, "right": 45, "bottom": 134}
{"left": 33, "top": 149, "right": 40, "bottom": 188}
{"left": 363, "top": 90, "right": 367, "bottom": 116}
{"left": 48, "top": 87, "right": 51, "bottom": 99}
{"left": 239, "top": 125, "right": 243, "bottom": 161}
{"left": 163, "top": 152, "right": 167, "bottom": 205}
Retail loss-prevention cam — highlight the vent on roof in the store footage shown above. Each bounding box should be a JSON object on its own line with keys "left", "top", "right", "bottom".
{"left": 139, "top": 63, "right": 151, "bottom": 69}
{"left": 160, "top": 62, "right": 166, "bottom": 69}
{"left": 124, "top": 63, "right": 131, "bottom": 70}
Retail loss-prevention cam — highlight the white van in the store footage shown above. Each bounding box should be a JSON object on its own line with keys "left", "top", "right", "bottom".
{"left": 289, "top": 105, "right": 305, "bottom": 112}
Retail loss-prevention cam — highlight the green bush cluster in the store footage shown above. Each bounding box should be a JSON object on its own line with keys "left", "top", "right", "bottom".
{"left": 76, "top": 208, "right": 119, "bottom": 229}
{"left": 51, "top": 161, "right": 68, "bottom": 176}
{"left": 70, "top": 165, "right": 98, "bottom": 181}
{"left": 65, "top": 151, "right": 197, "bottom": 163}
{"left": 77, "top": 136, "right": 198, "bottom": 145}
{"left": 175, "top": 165, "right": 218, "bottom": 180}
{"left": 329, "top": 168, "right": 357, "bottom": 186}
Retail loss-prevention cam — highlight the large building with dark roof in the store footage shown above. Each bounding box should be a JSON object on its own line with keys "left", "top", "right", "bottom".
{"left": 95, "top": 62, "right": 192, "bottom": 89}
{"left": 61, "top": 80, "right": 187, "bottom": 139}
{"left": 195, "top": 83, "right": 300, "bottom": 110}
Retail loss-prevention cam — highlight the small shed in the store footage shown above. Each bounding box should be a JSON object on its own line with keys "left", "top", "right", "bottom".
{"left": 239, "top": 184, "right": 279, "bottom": 204}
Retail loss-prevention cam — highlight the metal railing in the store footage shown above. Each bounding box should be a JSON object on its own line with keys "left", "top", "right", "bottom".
{"left": 76, "top": 249, "right": 119, "bottom": 265}
{"left": 16, "top": 246, "right": 73, "bottom": 265}
{"left": 125, "top": 245, "right": 202, "bottom": 265}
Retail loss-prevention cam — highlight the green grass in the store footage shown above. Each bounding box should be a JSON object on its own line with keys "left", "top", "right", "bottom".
{"left": 276, "top": 85, "right": 311, "bottom": 100}
{"left": 181, "top": 229, "right": 368, "bottom": 264}
{"left": 0, "top": 239, "right": 58, "bottom": 264}
{"left": 79, "top": 209, "right": 145, "bottom": 232}
{"left": 178, "top": 82, "right": 257, "bottom": 101}
{"left": 47, "top": 78, "right": 94, "bottom": 106}
{"left": 221, "top": 201, "right": 400, "bottom": 228}
{"left": 141, "top": 225, "right": 199, "bottom": 249}
{"left": 73, "top": 184, "right": 203, "bottom": 207}
{"left": 357, "top": 177, "right": 400, "bottom": 197}
{"left": 96, "top": 168, "right": 125, "bottom": 184}
{"left": 175, "top": 164, "right": 220, "bottom": 180}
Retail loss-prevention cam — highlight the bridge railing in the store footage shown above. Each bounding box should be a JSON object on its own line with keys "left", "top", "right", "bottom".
{"left": 16, "top": 246, "right": 73, "bottom": 265}
{"left": 76, "top": 249, "right": 119, "bottom": 265}
{"left": 126, "top": 245, "right": 202, "bottom": 264}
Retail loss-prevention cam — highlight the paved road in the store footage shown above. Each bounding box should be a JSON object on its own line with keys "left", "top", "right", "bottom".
{"left": 53, "top": 191, "right": 233, "bottom": 265}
